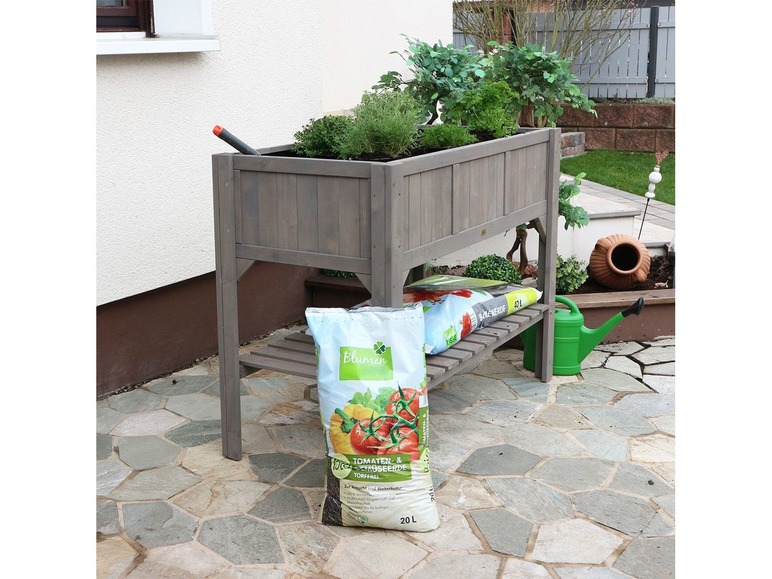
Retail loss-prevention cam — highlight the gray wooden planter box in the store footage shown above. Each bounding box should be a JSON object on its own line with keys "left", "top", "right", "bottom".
{"left": 213, "top": 127, "right": 561, "bottom": 460}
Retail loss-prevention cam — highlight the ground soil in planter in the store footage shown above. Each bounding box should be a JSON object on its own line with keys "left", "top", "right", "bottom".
{"left": 429, "top": 255, "right": 674, "bottom": 294}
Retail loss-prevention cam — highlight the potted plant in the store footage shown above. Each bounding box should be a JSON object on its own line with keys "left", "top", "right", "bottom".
{"left": 507, "top": 171, "right": 590, "bottom": 274}
{"left": 374, "top": 35, "right": 487, "bottom": 124}
{"left": 486, "top": 41, "right": 597, "bottom": 128}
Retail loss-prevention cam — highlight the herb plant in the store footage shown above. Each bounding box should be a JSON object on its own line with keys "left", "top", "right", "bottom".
{"left": 419, "top": 124, "right": 477, "bottom": 149}
{"left": 341, "top": 90, "right": 423, "bottom": 160}
{"left": 442, "top": 80, "right": 519, "bottom": 139}
{"left": 293, "top": 115, "right": 353, "bottom": 159}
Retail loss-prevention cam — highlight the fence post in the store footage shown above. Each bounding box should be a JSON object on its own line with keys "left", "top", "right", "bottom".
{"left": 646, "top": 6, "right": 660, "bottom": 98}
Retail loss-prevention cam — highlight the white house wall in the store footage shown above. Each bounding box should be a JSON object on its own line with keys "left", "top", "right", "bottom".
{"left": 97, "top": 0, "right": 452, "bottom": 305}
{"left": 321, "top": 1, "right": 453, "bottom": 114}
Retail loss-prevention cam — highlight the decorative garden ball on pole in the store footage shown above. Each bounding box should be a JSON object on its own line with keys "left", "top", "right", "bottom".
{"left": 638, "top": 151, "right": 669, "bottom": 239}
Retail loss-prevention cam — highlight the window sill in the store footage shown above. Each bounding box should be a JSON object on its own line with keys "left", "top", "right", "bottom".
{"left": 96, "top": 34, "right": 220, "bottom": 55}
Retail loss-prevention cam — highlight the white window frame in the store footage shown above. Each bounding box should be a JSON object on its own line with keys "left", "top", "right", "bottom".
{"left": 96, "top": 0, "right": 220, "bottom": 55}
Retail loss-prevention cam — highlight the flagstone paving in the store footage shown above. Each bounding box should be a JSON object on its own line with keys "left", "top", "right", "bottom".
{"left": 97, "top": 334, "right": 675, "bottom": 578}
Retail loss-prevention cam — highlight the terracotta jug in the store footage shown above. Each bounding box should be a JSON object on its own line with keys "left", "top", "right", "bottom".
{"left": 589, "top": 234, "right": 651, "bottom": 290}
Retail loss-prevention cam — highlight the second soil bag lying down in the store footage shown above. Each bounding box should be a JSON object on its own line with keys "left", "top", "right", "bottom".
{"left": 401, "top": 275, "right": 543, "bottom": 354}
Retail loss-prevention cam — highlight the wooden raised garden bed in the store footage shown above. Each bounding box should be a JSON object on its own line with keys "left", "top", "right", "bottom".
{"left": 213, "top": 128, "right": 561, "bottom": 460}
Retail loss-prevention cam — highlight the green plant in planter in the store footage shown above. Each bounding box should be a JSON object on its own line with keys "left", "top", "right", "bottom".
{"left": 555, "top": 254, "right": 588, "bottom": 295}
{"left": 442, "top": 80, "right": 519, "bottom": 139}
{"left": 341, "top": 90, "right": 423, "bottom": 160}
{"left": 558, "top": 172, "right": 590, "bottom": 230}
{"left": 487, "top": 41, "right": 596, "bottom": 128}
{"left": 419, "top": 123, "right": 477, "bottom": 150}
{"left": 463, "top": 254, "right": 523, "bottom": 284}
{"left": 374, "top": 35, "right": 487, "bottom": 124}
{"left": 293, "top": 115, "right": 353, "bottom": 159}
{"left": 508, "top": 172, "right": 590, "bottom": 272}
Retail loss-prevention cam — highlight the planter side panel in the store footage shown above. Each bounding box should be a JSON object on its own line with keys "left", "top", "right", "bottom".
{"left": 238, "top": 170, "right": 372, "bottom": 259}
{"left": 400, "top": 141, "right": 548, "bottom": 249}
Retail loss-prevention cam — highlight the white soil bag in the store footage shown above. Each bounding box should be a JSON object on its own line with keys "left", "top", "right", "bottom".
{"left": 305, "top": 305, "right": 440, "bottom": 532}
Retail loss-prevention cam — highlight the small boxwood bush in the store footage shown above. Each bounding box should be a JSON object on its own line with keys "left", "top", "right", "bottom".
{"left": 555, "top": 254, "right": 588, "bottom": 294}
{"left": 463, "top": 254, "right": 522, "bottom": 284}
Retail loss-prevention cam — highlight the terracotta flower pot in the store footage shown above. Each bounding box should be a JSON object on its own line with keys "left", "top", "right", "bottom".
{"left": 589, "top": 234, "right": 651, "bottom": 290}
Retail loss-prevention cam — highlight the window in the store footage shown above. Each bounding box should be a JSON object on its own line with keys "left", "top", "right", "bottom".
{"left": 96, "top": 0, "right": 219, "bottom": 55}
{"left": 96, "top": 0, "right": 154, "bottom": 36}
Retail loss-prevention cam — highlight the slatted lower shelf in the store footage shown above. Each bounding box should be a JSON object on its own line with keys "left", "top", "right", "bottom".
{"left": 239, "top": 303, "right": 548, "bottom": 388}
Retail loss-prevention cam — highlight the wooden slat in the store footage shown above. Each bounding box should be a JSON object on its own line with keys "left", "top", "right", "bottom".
{"left": 297, "top": 175, "right": 319, "bottom": 252}
{"left": 426, "top": 356, "right": 459, "bottom": 372}
{"left": 285, "top": 332, "right": 314, "bottom": 344}
{"left": 257, "top": 172, "right": 279, "bottom": 246}
{"left": 251, "top": 339, "right": 314, "bottom": 355}
{"left": 431, "top": 348, "right": 474, "bottom": 362}
{"left": 240, "top": 353, "right": 317, "bottom": 380}
{"left": 338, "top": 176, "right": 362, "bottom": 257}
{"left": 277, "top": 173, "right": 298, "bottom": 249}
{"left": 251, "top": 344, "right": 316, "bottom": 365}
{"left": 318, "top": 176, "right": 340, "bottom": 255}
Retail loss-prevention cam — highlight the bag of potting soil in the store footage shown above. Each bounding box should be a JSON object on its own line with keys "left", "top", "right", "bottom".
{"left": 402, "top": 275, "right": 543, "bottom": 354}
{"left": 305, "top": 304, "right": 439, "bottom": 532}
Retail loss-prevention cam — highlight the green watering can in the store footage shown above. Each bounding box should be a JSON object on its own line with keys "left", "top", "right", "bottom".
{"left": 522, "top": 295, "right": 644, "bottom": 375}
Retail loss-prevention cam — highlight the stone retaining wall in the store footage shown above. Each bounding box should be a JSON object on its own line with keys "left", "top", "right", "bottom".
{"left": 557, "top": 103, "right": 675, "bottom": 152}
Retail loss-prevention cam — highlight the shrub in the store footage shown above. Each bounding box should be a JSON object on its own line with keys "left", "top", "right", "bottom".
{"left": 419, "top": 124, "right": 477, "bottom": 149}
{"left": 555, "top": 254, "right": 588, "bottom": 294}
{"left": 293, "top": 115, "right": 353, "bottom": 159}
{"left": 463, "top": 254, "right": 522, "bottom": 284}
{"left": 341, "top": 90, "right": 423, "bottom": 159}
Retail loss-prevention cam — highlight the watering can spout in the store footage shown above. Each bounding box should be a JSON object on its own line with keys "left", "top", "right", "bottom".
{"left": 622, "top": 297, "right": 645, "bottom": 318}
{"left": 578, "top": 297, "right": 645, "bottom": 360}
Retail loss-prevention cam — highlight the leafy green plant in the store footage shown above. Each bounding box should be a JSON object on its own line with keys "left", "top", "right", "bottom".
{"left": 487, "top": 42, "right": 596, "bottom": 127}
{"left": 293, "top": 115, "right": 353, "bottom": 159}
{"left": 419, "top": 123, "right": 477, "bottom": 149}
{"left": 341, "top": 90, "right": 423, "bottom": 160}
{"left": 374, "top": 35, "right": 487, "bottom": 124}
{"left": 442, "top": 81, "right": 520, "bottom": 139}
{"left": 463, "top": 254, "right": 523, "bottom": 284}
{"left": 558, "top": 172, "right": 590, "bottom": 230}
{"left": 555, "top": 254, "right": 588, "bottom": 295}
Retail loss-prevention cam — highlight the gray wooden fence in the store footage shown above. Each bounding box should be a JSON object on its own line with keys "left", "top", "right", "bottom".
{"left": 454, "top": 6, "right": 675, "bottom": 100}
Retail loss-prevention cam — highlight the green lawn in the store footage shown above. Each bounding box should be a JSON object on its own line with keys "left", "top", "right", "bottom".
{"left": 560, "top": 149, "right": 675, "bottom": 206}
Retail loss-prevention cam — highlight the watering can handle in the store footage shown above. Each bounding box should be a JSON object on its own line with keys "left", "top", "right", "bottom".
{"left": 555, "top": 295, "right": 580, "bottom": 315}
